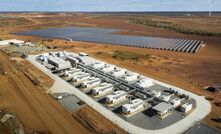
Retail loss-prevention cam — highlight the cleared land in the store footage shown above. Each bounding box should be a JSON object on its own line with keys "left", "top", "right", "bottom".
{"left": 0, "top": 12, "right": 220, "bottom": 132}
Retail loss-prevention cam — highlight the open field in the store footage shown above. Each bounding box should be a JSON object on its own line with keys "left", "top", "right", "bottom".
{"left": 0, "top": 12, "right": 220, "bottom": 132}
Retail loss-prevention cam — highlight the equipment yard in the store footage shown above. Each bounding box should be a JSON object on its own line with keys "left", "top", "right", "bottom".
{"left": 24, "top": 51, "right": 210, "bottom": 134}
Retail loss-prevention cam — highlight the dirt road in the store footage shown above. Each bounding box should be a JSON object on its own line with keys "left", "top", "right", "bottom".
{"left": 0, "top": 51, "right": 90, "bottom": 134}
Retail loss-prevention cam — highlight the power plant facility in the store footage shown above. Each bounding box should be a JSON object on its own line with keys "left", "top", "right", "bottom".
{"left": 25, "top": 50, "right": 210, "bottom": 134}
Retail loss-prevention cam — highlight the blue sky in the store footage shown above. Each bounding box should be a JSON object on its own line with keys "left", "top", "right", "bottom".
{"left": 0, "top": 0, "right": 220, "bottom": 12}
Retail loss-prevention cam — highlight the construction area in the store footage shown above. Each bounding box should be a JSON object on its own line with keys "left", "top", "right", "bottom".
{"left": 24, "top": 49, "right": 211, "bottom": 134}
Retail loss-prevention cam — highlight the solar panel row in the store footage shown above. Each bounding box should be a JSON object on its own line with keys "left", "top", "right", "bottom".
{"left": 15, "top": 27, "right": 203, "bottom": 53}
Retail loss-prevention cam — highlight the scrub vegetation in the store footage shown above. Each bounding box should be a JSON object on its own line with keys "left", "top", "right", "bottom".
{"left": 130, "top": 18, "right": 221, "bottom": 37}
{"left": 0, "top": 17, "right": 30, "bottom": 27}
{"left": 97, "top": 50, "right": 150, "bottom": 61}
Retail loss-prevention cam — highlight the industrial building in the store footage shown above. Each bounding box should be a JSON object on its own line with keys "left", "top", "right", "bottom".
{"left": 170, "top": 98, "right": 183, "bottom": 108}
{"left": 66, "top": 55, "right": 80, "bottom": 64}
{"left": 48, "top": 57, "right": 71, "bottom": 69}
{"left": 122, "top": 99, "right": 145, "bottom": 115}
{"left": 180, "top": 103, "right": 193, "bottom": 113}
{"left": 123, "top": 72, "right": 139, "bottom": 82}
{"left": 91, "top": 62, "right": 105, "bottom": 69}
{"left": 150, "top": 90, "right": 162, "bottom": 97}
{"left": 0, "top": 39, "right": 24, "bottom": 46}
{"left": 91, "top": 83, "right": 113, "bottom": 96}
{"left": 136, "top": 78, "right": 154, "bottom": 88}
{"left": 106, "top": 90, "right": 127, "bottom": 104}
{"left": 63, "top": 68, "right": 81, "bottom": 77}
{"left": 72, "top": 72, "right": 91, "bottom": 82}
{"left": 80, "top": 77, "right": 101, "bottom": 88}
{"left": 152, "top": 102, "right": 173, "bottom": 118}
{"left": 100, "top": 64, "right": 115, "bottom": 73}
{"left": 110, "top": 67, "right": 127, "bottom": 78}
{"left": 159, "top": 94, "right": 173, "bottom": 102}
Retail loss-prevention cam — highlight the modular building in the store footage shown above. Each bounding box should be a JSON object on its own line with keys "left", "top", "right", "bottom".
{"left": 5, "top": 39, "right": 24, "bottom": 45}
{"left": 91, "top": 62, "right": 105, "bottom": 69}
{"left": 80, "top": 77, "right": 101, "bottom": 88}
{"left": 100, "top": 64, "right": 115, "bottom": 73}
{"left": 180, "top": 103, "right": 192, "bottom": 113}
{"left": 159, "top": 94, "right": 173, "bottom": 102}
{"left": 48, "top": 57, "right": 71, "bottom": 69}
{"left": 136, "top": 78, "right": 154, "bottom": 88}
{"left": 66, "top": 55, "right": 80, "bottom": 64}
{"left": 106, "top": 90, "right": 127, "bottom": 104}
{"left": 63, "top": 68, "right": 81, "bottom": 77}
{"left": 122, "top": 99, "right": 144, "bottom": 115}
{"left": 152, "top": 102, "right": 173, "bottom": 118}
{"left": 38, "top": 53, "right": 49, "bottom": 61}
{"left": 170, "top": 98, "right": 182, "bottom": 108}
{"left": 110, "top": 68, "right": 127, "bottom": 78}
{"left": 72, "top": 73, "right": 91, "bottom": 82}
{"left": 91, "top": 83, "right": 113, "bottom": 96}
{"left": 0, "top": 40, "right": 10, "bottom": 46}
{"left": 150, "top": 90, "right": 162, "bottom": 97}
{"left": 57, "top": 51, "right": 68, "bottom": 58}
{"left": 123, "top": 73, "right": 139, "bottom": 82}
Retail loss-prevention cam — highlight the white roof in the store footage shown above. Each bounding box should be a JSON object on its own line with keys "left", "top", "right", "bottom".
{"left": 5, "top": 39, "right": 24, "bottom": 44}
{"left": 48, "top": 57, "right": 66, "bottom": 64}
{"left": 181, "top": 103, "right": 192, "bottom": 108}
{"left": 152, "top": 102, "right": 173, "bottom": 112}
{"left": 123, "top": 99, "right": 144, "bottom": 109}
{"left": 106, "top": 90, "right": 126, "bottom": 99}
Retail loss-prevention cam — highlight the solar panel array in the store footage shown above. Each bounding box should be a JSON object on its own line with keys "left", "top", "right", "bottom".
{"left": 15, "top": 27, "right": 203, "bottom": 53}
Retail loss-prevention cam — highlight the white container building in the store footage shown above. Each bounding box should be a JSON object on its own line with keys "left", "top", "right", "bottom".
{"left": 101, "top": 64, "right": 115, "bottom": 73}
{"left": 66, "top": 55, "right": 80, "bottom": 64}
{"left": 150, "top": 90, "right": 162, "bottom": 97}
{"left": 0, "top": 40, "right": 10, "bottom": 46}
{"left": 152, "top": 102, "right": 173, "bottom": 117}
{"left": 106, "top": 90, "right": 127, "bottom": 104}
{"left": 136, "top": 78, "right": 154, "bottom": 88}
{"left": 48, "top": 57, "right": 71, "bottom": 69}
{"left": 57, "top": 51, "right": 68, "bottom": 58}
{"left": 91, "top": 62, "right": 105, "bottom": 69}
{"left": 159, "top": 94, "right": 173, "bottom": 102}
{"left": 180, "top": 103, "right": 193, "bottom": 113}
{"left": 0, "top": 39, "right": 24, "bottom": 46}
{"left": 123, "top": 73, "right": 139, "bottom": 82}
{"left": 79, "top": 52, "right": 89, "bottom": 56}
{"left": 72, "top": 73, "right": 91, "bottom": 82}
{"left": 122, "top": 99, "right": 144, "bottom": 115}
{"left": 110, "top": 68, "right": 127, "bottom": 78}
{"left": 91, "top": 83, "right": 113, "bottom": 96}
{"left": 64, "top": 68, "right": 81, "bottom": 77}
{"left": 80, "top": 77, "right": 101, "bottom": 88}
{"left": 170, "top": 98, "right": 182, "bottom": 108}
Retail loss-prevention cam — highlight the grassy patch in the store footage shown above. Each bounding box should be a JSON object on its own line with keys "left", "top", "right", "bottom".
{"left": 130, "top": 18, "right": 221, "bottom": 37}
{"left": 96, "top": 51, "right": 150, "bottom": 61}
